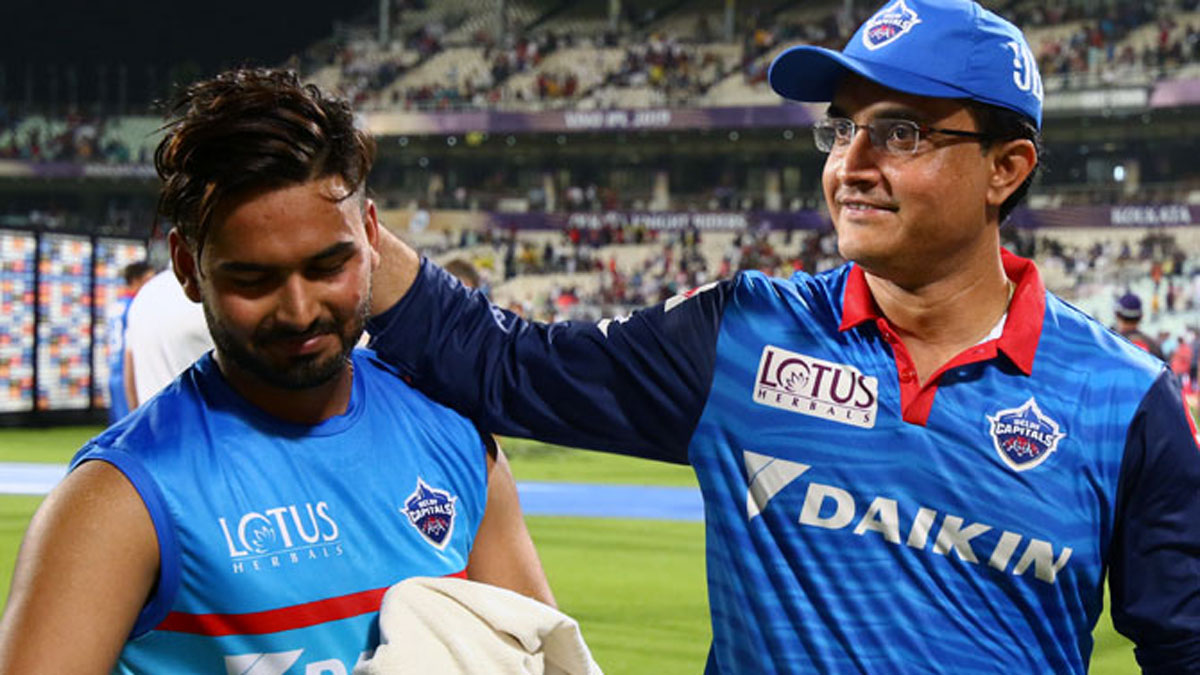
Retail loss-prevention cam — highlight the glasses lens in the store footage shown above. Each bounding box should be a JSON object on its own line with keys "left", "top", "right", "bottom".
{"left": 813, "top": 121, "right": 836, "bottom": 153}
{"left": 881, "top": 120, "right": 920, "bottom": 154}
{"left": 814, "top": 119, "right": 853, "bottom": 153}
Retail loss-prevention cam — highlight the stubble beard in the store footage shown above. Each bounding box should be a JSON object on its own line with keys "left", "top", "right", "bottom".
{"left": 204, "top": 289, "right": 372, "bottom": 391}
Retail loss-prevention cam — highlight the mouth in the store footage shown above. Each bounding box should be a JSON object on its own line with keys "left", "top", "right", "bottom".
{"left": 839, "top": 198, "right": 898, "bottom": 213}
{"left": 267, "top": 332, "right": 335, "bottom": 357}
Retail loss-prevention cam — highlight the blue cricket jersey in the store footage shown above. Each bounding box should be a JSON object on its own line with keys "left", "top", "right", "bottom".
{"left": 72, "top": 349, "right": 487, "bottom": 674}
{"left": 368, "top": 250, "right": 1200, "bottom": 674}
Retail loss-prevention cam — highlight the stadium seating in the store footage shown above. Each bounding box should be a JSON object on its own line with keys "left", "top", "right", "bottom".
{"left": 3, "top": 0, "right": 1199, "bottom": 424}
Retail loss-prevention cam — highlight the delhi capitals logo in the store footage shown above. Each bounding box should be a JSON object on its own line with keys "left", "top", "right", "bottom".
{"left": 401, "top": 479, "right": 457, "bottom": 550}
{"left": 862, "top": 0, "right": 922, "bottom": 51}
{"left": 987, "top": 398, "right": 1066, "bottom": 472}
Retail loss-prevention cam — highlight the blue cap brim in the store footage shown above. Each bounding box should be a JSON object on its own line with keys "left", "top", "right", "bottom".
{"left": 768, "top": 44, "right": 973, "bottom": 104}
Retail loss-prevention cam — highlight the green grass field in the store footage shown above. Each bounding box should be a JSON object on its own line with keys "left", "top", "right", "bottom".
{"left": 0, "top": 427, "right": 1139, "bottom": 673}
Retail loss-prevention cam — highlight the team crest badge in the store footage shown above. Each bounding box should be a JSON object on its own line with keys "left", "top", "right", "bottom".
{"left": 987, "top": 398, "right": 1066, "bottom": 472}
{"left": 862, "top": 0, "right": 922, "bottom": 51}
{"left": 401, "top": 479, "right": 457, "bottom": 549}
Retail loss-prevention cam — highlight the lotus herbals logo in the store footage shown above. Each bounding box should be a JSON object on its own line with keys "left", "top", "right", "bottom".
{"left": 217, "top": 501, "right": 343, "bottom": 574}
{"left": 753, "top": 345, "right": 878, "bottom": 429}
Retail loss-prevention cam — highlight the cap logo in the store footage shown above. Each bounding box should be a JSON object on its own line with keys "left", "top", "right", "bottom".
{"left": 862, "top": 0, "right": 922, "bottom": 51}
{"left": 987, "top": 398, "right": 1065, "bottom": 472}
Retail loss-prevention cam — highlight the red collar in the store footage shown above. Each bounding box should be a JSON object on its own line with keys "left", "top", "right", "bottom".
{"left": 838, "top": 248, "right": 1045, "bottom": 376}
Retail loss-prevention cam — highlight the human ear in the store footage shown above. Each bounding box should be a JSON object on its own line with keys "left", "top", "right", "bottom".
{"left": 168, "top": 229, "right": 204, "bottom": 303}
{"left": 987, "top": 138, "right": 1037, "bottom": 209}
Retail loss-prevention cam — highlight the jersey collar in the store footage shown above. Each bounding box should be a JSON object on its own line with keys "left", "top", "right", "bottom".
{"left": 838, "top": 248, "right": 1045, "bottom": 375}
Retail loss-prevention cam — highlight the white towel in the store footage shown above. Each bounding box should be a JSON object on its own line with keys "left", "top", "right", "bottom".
{"left": 354, "top": 577, "right": 603, "bottom": 675}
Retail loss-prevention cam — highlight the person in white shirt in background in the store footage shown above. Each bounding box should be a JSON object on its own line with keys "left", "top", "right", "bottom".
{"left": 123, "top": 266, "right": 214, "bottom": 407}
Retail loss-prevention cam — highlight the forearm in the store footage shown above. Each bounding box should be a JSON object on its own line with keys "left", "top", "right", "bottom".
{"left": 367, "top": 260, "right": 723, "bottom": 462}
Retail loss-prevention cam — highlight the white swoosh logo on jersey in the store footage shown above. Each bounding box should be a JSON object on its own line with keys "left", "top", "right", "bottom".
{"left": 744, "top": 450, "right": 810, "bottom": 520}
{"left": 225, "top": 650, "right": 303, "bottom": 675}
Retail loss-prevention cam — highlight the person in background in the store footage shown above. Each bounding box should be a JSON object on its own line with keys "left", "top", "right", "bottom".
{"left": 122, "top": 265, "right": 214, "bottom": 408}
{"left": 106, "top": 260, "right": 155, "bottom": 422}
{"left": 1114, "top": 291, "right": 1165, "bottom": 360}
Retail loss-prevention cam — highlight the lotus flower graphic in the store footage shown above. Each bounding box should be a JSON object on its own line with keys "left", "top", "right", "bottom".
{"left": 246, "top": 522, "right": 277, "bottom": 554}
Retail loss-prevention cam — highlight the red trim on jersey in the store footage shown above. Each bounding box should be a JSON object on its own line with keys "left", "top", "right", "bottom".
{"left": 157, "top": 569, "right": 468, "bottom": 636}
{"left": 838, "top": 249, "right": 1047, "bottom": 425}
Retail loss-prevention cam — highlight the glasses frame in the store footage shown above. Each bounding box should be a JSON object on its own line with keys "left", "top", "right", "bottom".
{"left": 813, "top": 117, "right": 991, "bottom": 156}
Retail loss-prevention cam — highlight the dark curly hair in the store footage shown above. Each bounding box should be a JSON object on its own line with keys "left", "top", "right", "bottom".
{"left": 155, "top": 68, "right": 376, "bottom": 260}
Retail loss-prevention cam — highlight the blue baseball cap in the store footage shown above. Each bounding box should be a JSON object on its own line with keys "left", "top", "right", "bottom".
{"left": 768, "top": 0, "right": 1044, "bottom": 128}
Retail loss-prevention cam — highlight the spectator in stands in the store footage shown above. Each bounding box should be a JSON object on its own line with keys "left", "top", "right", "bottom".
{"left": 1114, "top": 291, "right": 1166, "bottom": 359}
{"left": 106, "top": 260, "right": 156, "bottom": 423}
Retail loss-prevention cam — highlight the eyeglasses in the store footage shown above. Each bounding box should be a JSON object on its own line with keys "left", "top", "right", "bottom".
{"left": 813, "top": 117, "right": 991, "bottom": 155}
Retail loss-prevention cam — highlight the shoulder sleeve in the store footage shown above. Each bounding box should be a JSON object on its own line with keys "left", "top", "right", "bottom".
{"left": 1109, "top": 369, "right": 1200, "bottom": 673}
{"left": 367, "top": 259, "right": 733, "bottom": 464}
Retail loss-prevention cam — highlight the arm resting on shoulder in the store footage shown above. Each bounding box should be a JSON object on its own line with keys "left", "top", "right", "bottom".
{"left": 466, "top": 437, "right": 555, "bottom": 608}
{"left": 0, "top": 461, "right": 158, "bottom": 674}
{"left": 368, "top": 232, "right": 730, "bottom": 463}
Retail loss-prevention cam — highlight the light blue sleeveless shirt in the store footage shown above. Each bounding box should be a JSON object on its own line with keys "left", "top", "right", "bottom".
{"left": 72, "top": 349, "right": 487, "bottom": 674}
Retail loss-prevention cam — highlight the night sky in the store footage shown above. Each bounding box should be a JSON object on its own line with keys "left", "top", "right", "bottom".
{"left": 1, "top": 0, "right": 375, "bottom": 109}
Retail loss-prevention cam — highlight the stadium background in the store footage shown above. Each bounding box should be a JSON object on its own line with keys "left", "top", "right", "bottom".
{"left": 1, "top": 0, "right": 1198, "bottom": 671}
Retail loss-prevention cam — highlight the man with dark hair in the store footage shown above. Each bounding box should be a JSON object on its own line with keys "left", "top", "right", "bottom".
{"left": 0, "top": 69, "right": 552, "bottom": 673}
{"left": 106, "top": 260, "right": 155, "bottom": 422}
{"left": 363, "top": 1, "right": 1200, "bottom": 673}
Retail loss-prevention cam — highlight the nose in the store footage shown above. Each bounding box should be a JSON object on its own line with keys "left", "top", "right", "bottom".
{"left": 834, "top": 125, "right": 881, "bottom": 186}
{"left": 275, "top": 274, "right": 319, "bottom": 329}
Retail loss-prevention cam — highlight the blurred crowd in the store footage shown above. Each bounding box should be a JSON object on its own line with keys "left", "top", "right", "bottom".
{"left": 1030, "top": 4, "right": 1200, "bottom": 86}
{"left": 743, "top": 0, "right": 1200, "bottom": 88}
{"left": 0, "top": 110, "right": 144, "bottom": 164}
{"left": 6, "top": 0, "right": 1199, "bottom": 156}
{"left": 299, "top": 0, "right": 1199, "bottom": 112}
{"left": 606, "top": 34, "right": 731, "bottom": 104}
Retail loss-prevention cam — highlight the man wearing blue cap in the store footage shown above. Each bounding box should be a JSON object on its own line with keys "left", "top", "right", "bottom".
{"left": 365, "top": 1, "right": 1200, "bottom": 672}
